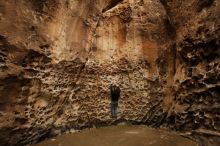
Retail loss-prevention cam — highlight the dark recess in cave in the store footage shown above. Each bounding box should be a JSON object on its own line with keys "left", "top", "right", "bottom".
{"left": 102, "top": 0, "right": 123, "bottom": 12}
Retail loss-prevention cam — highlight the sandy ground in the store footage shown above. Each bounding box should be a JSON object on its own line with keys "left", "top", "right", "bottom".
{"left": 33, "top": 125, "right": 197, "bottom": 146}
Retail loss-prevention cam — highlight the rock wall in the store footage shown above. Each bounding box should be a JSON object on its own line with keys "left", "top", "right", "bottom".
{"left": 0, "top": 0, "right": 219, "bottom": 145}
{"left": 160, "top": 0, "right": 220, "bottom": 132}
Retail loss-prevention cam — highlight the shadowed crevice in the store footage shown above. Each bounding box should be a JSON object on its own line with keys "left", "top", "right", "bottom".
{"left": 102, "top": 0, "right": 123, "bottom": 13}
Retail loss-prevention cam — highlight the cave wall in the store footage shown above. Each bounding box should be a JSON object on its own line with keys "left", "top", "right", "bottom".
{"left": 0, "top": 0, "right": 219, "bottom": 145}
{"left": 160, "top": 0, "right": 220, "bottom": 132}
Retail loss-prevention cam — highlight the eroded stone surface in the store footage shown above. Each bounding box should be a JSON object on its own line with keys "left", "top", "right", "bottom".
{"left": 160, "top": 0, "right": 220, "bottom": 131}
{"left": 0, "top": 0, "right": 219, "bottom": 145}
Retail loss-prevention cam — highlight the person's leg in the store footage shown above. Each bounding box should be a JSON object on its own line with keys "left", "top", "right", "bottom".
{"left": 111, "top": 102, "right": 114, "bottom": 117}
{"left": 111, "top": 101, "right": 117, "bottom": 118}
{"left": 111, "top": 102, "right": 117, "bottom": 117}
{"left": 114, "top": 102, "right": 118, "bottom": 118}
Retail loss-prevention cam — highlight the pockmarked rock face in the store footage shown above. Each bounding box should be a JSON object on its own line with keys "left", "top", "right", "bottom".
{"left": 0, "top": 0, "right": 219, "bottom": 145}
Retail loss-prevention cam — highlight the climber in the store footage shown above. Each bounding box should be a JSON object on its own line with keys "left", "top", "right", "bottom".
{"left": 110, "top": 84, "right": 121, "bottom": 118}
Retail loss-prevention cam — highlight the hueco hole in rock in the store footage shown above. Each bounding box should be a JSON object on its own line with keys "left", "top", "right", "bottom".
{"left": 0, "top": 0, "right": 219, "bottom": 146}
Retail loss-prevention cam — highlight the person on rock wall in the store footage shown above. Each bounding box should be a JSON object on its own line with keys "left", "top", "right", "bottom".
{"left": 110, "top": 84, "right": 121, "bottom": 118}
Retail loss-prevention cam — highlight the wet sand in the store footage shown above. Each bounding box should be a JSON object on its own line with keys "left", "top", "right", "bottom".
{"left": 33, "top": 125, "right": 197, "bottom": 146}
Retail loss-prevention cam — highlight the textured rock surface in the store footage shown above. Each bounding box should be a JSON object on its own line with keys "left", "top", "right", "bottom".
{"left": 161, "top": 0, "right": 220, "bottom": 131}
{"left": 0, "top": 0, "right": 219, "bottom": 145}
